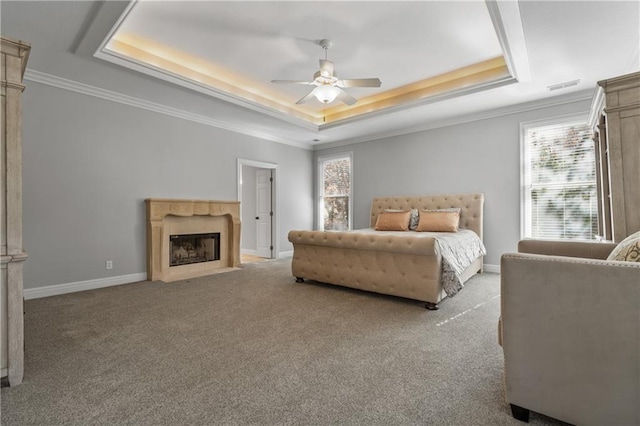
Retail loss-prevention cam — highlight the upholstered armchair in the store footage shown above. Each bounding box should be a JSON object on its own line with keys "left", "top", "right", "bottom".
{"left": 500, "top": 239, "right": 640, "bottom": 425}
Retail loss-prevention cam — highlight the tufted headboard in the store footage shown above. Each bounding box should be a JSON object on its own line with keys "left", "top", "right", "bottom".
{"left": 369, "top": 193, "right": 485, "bottom": 239}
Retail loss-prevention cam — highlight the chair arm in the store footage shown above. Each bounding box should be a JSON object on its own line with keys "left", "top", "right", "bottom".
{"left": 517, "top": 239, "right": 616, "bottom": 259}
{"left": 500, "top": 252, "right": 640, "bottom": 425}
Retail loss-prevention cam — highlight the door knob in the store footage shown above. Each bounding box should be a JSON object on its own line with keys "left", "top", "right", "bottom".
{"left": 256, "top": 216, "right": 259, "bottom": 220}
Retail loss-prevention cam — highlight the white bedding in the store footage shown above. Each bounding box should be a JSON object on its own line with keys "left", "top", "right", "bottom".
{"left": 337, "top": 228, "right": 486, "bottom": 296}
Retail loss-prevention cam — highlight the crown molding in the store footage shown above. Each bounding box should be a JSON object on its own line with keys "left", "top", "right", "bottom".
{"left": 318, "top": 73, "right": 516, "bottom": 132}
{"left": 74, "top": 1, "right": 131, "bottom": 57}
{"left": 95, "top": 48, "right": 321, "bottom": 131}
{"left": 587, "top": 86, "right": 605, "bottom": 128}
{"left": 313, "top": 89, "right": 594, "bottom": 151}
{"left": 486, "top": 0, "right": 532, "bottom": 83}
{"left": 91, "top": 0, "right": 321, "bottom": 131}
{"left": 23, "top": 69, "right": 313, "bottom": 151}
{"left": 23, "top": 69, "right": 594, "bottom": 154}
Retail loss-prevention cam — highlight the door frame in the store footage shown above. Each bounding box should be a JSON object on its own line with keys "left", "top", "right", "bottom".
{"left": 237, "top": 159, "right": 278, "bottom": 259}
{"left": 255, "top": 168, "right": 273, "bottom": 258}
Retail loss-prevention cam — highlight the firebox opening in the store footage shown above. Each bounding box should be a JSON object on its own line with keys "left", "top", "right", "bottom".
{"left": 170, "top": 232, "right": 220, "bottom": 267}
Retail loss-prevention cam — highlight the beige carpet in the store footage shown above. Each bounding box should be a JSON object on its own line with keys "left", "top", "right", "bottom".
{"left": 1, "top": 259, "right": 565, "bottom": 425}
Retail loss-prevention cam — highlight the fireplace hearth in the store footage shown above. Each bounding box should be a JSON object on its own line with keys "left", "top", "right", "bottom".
{"left": 170, "top": 232, "right": 220, "bottom": 266}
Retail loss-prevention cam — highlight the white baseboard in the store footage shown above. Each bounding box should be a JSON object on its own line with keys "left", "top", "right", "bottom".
{"left": 24, "top": 273, "right": 147, "bottom": 300}
{"left": 241, "top": 249, "right": 259, "bottom": 256}
{"left": 22, "top": 260, "right": 491, "bottom": 300}
{"left": 278, "top": 250, "right": 293, "bottom": 258}
{"left": 483, "top": 264, "right": 500, "bottom": 274}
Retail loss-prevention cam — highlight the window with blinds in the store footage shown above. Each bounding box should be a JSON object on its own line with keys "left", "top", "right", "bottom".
{"left": 318, "top": 153, "right": 352, "bottom": 231}
{"left": 522, "top": 119, "right": 598, "bottom": 240}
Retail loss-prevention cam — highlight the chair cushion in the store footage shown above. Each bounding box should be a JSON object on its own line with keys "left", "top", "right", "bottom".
{"left": 607, "top": 231, "right": 640, "bottom": 262}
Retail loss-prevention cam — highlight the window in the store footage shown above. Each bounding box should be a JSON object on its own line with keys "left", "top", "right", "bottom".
{"left": 318, "top": 153, "right": 352, "bottom": 231}
{"left": 521, "top": 117, "right": 597, "bottom": 240}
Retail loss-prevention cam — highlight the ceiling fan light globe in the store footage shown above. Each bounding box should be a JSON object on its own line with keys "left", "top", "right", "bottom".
{"left": 314, "top": 85, "right": 341, "bottom": 104}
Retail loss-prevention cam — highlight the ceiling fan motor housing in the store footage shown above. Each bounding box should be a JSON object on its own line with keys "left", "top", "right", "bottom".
{"left": 313, "top": 70, "right": 339, "bottom": 85}
{"left": 318, "top": 39, "right": 334, "bottom": 50}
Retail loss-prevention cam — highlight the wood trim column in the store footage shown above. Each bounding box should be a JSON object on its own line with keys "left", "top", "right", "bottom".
{"left": 1, "top": 36, "right": 30, "bottom": 386}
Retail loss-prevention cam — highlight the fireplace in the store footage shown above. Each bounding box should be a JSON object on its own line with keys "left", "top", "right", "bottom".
{"left": 146, "top": 199, "right": 241, "bottom": 282}
{"left": 170, "top": 232, "right": 220, "bottom": 266}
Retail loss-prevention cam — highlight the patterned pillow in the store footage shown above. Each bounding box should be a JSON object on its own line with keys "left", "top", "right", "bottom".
{"left": 409, "top": 209, "right": 419, "bottom": 230}
{"left": 607, "top": 230, "right": 640, "bottom": 262}
{"left": 423, "top": 208, "right": 462, "bottom": 214}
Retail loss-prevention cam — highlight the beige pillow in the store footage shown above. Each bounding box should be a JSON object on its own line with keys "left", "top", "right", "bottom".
{"left": 416, "top": 210, "right": 460, "bottom": 232}
{"left": 375, "top": 211, "right": 411, "bottom": 231}
{"left": 385, "top": 208, "right": 419, "bottom": 230}
{"left": 607, "top": 230, "right": 640, "bottom": 262}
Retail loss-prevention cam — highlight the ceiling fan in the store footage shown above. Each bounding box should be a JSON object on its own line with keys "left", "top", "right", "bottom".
{"left": 271, "top": 39, "right": 382, "bottom": 106}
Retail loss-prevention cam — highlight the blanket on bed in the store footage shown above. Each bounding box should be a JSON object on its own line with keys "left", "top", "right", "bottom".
{"left": 348, "top": 228, "right": 486, "bottom": 297}
{"left": 433, "top": 230, "right": 486, "bottom": 296}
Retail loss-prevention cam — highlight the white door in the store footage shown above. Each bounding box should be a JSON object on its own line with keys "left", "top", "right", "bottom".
{"left": 256, "top": 169, "right": 272, "bottom": 258}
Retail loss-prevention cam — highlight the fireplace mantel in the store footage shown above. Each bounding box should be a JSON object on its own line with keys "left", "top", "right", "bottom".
{"left": 146, "top": 199, "right": 241, "bottom": 282}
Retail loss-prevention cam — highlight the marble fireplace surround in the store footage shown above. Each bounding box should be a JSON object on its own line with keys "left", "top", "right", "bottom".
{"left": 146, "top": 199, "right": 241, "bottom": 282}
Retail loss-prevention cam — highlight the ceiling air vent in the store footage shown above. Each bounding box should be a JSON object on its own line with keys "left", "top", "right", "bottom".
{"left": 547, "top": 79, "right": 581, "bottom": 91}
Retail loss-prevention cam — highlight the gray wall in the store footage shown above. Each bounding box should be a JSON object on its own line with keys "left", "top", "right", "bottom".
{"left": 315, "top": 99, "right": 592, "bottom": 267}
{"left": 22, "top": 83, "right": 313, "bottom": 289}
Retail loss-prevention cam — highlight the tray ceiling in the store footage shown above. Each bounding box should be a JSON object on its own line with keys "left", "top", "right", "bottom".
{"left": 97, "top": 0, "right": 518, "bottom": 128}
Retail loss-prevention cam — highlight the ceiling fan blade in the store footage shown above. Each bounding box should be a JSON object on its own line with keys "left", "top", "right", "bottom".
{"left": 336, "top": 89, "right": 357, "bottom": 106}
{"left": 319, "top": 59, "right": 334, "bottom": 78}
{"left": 340, "top": 78, "right": 382, "bottom": 88}
{"left": 295, "top": 89, "right": 317, "bottom": 105}
{"left": 271, "top": 80, "right": 313, "bottom": 85}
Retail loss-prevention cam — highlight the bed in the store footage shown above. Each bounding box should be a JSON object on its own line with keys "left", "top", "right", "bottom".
{"left": 287, "top": 193, "right": 485, "bottom": 309}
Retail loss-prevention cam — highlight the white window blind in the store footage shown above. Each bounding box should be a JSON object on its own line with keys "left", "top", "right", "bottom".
{"left": 318, "top": 153, "right": 352, "bottom": 231}
{"left": 522, "top": 120, "right": 597, "bottom": 240}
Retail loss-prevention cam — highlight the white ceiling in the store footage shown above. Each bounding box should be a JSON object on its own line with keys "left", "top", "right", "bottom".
{"left": 3, "top": 1, "right": 639, "bottom": 149}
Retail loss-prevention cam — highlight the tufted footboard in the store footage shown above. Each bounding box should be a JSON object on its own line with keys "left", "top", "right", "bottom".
{"left": 288, "top": 230, "right": 444, "bottom": 304}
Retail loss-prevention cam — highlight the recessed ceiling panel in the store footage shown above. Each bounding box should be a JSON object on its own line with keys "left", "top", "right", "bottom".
{"left": 100, "top": 0, "right": 508, "bottom": 127}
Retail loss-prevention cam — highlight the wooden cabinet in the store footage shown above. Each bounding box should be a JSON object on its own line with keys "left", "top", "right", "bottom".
{"left": 1, "top": 36, "right": 30, "bottom": 386}
{"left": 589, "top": 72, "right": 640, "bottom": 242}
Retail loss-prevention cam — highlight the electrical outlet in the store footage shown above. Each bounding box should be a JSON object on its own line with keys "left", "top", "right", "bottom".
{"left": 106, "top": 260, "right": 113, "bottom": 270}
